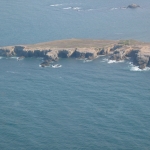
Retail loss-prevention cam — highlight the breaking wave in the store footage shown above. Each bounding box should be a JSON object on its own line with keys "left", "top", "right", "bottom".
{"left": 0, "top": 56, "right": 4, "bottom": 59}
{"left": 108, "top": 60, "right": 124, "bottom": 64}
{"left": 101, "top": 58, "right": 108, "bottom": 62}
{"left": 83, "top": 59, "right": 92, "bottom": 63}
{"left": 129, "top": 63, "right": 150, "bottom": 71}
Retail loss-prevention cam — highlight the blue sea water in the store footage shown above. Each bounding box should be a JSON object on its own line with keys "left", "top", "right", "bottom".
{"left": 0, "top": 0, "right": 150, "bottom": 150}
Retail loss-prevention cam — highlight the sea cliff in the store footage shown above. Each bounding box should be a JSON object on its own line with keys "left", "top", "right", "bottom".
{"left": 0, "top": 39, "right": 150, "bottom": 69}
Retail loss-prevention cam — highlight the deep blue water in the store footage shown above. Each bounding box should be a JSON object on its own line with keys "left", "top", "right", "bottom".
{"left": 0, "top": 0, "right": 150, "bottom": 150}
{"left": 0, "top": 0, "right": 150, "bottom": 46}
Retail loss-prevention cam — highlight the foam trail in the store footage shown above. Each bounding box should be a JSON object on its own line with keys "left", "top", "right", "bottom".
{"left": 121, "top": 7, "right": 127, "bottom": 10}
{"left": 63, "top": 7, "right": 72, "bottom": 10}
{"left": 72, "top": 7, "right": 81, "bottom": 10}
{"left": 6, "top": 71, "right": 19, "bottom": 74}
{"left": 87, "top": 9, "right": 94, "bottom": 11}
{"left": 83, "top": 59, "right": 92, "bottom": 63}
{"left": 50, "top": 4, "right": 62, "bottom": 7}
{"left": 110, "top": 7, "right": 118, "bottom": 11}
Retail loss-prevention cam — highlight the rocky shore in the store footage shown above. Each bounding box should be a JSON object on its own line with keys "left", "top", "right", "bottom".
{"left": 0, "top": 39, "right": 150, "bottom": 69}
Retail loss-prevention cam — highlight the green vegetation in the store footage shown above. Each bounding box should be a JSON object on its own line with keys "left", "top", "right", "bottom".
{"left": 118, "top": 40, "right": 130, "bottom": 45}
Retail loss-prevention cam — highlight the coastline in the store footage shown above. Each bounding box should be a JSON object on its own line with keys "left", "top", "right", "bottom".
{"left": 0, "top": 39, "right": 150, "bottom": 69}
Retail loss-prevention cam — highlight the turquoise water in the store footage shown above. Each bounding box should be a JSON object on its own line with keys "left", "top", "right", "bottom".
{"left": 0, "top": 0, "right": 150, "bottom": 149}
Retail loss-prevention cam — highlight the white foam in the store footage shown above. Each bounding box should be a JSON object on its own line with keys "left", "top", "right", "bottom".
{"left": 52, "top": 64, "right": 62, "bottom": 68}
{"left": 130, "top": 66, "right": 142, "bottom": 71}
{"left": 108, "top": 60, "right": 124, "bottom": 64}
{"left": 129, "top": 63, "right": 150, "bottom": 71}
{"left": 87, "top": 9, "right": 94, "bottom": 11}
{"left": 76, "top": 58, "right": 85, "bottom": 61}
{"left": 121, "top": 7, "right": 127, "bottom": 10}
{"left": 108, "top": 60, "right": 116, "bottom": 63}
{"left": 110, "top": 7, "right": 118, "bottom": 11}
{"left": 50, "top": 4, "right": 62, "bottom": 7}
{"left": 72, "top": 7, "right": 81, "bottom": 10}
{"left": 83, "top": 59, "right": 92, "bottom": 63}
{"left": 63, "top": 7, "right": 72, "bottom": 10}
{"left": 6, "top": 71, "right": 18, "bottom": 74}
{"left": 0, "top": 56, "right": 3, "bottom": 59}
{"left": 10, "top": 57, "right": 18, "bottom": 59}
{"left": 39, "top": 64, "right": 50, "bottom": 68}
{"left": 101, "top": 58, "right": 108, "bottom": 62}
{"left": 142, "top": 67, "right": 150, "bottom": 71}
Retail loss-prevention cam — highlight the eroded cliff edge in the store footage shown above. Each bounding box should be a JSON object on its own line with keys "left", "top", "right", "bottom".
{"left": 0, "top": 39, "right": 150, "bottom": 69}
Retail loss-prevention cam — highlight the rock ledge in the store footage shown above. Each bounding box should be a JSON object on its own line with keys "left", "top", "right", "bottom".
{"left": 0, "top": 39, "right": 150, "bottom": 69}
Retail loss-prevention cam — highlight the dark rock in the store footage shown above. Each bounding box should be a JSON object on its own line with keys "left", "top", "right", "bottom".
{"left": 40, "top": 61, "right": 50, "bottom": 67}
{"left": 71, "top": 49, "right": 94, "bottom": 59}
{"left": 126, "top": 50, "right": 139, "bottom": 57}
{"left": 134, "top": 54, "right": 149, "bottom": 69}
{"left": 109, "top": 50, "right": 126, "bottom": 61}
{"left": 71, "top": 49, "right": 83, "bottom": 58}
{"left": 127, "top": 4, "right": 140, "bottom": 9}
{"left": 110, "top": 44, "right": 123, "bottom": 51}
{"left": 98, "top": 48, "right": 107, "bottom": 55}
{"left": 58, "top": 50, "right": 70, "bottom": 58}
{"left": 147, "top": 57, "right": 150, "bottom": 67}
{"left": 85, "top": 52, "right": 94, "bottom": 59}
{"left": 0, "top": 49, "right": 11, "bottom": 56}
{"left": 14, "top": 46, "right": 24, "bottom": 56}
{"left": 98, "top": 48, "right": 110, "bottom": 55}
{"left": 14, "top": 46, "right": 51, "bottom": 57}
{"left": 139, "top": 64, "right": 146, "bottom": 69}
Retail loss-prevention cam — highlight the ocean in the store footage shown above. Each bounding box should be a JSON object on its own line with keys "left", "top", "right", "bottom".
{"left": 0, "top": 0, "right": 150, "bottom": 149}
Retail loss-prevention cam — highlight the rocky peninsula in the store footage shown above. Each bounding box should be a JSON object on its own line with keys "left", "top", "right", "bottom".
{"left": 0, "top": 39, "right": 150, "bottom": 69}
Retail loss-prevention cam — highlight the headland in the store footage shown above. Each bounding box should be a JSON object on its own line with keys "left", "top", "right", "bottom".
{"left": 0, "top": 39, "right": 150, "bottom": 69}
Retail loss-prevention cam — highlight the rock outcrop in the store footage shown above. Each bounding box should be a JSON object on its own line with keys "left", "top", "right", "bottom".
{"left": 0, "top": 39, "right": 150, "bottom": 69}
{"left": 40, "top": 61, "right": 50, "bottom": 67}
{"left": 127, "top": 4, "right": 140, "bottom": 9}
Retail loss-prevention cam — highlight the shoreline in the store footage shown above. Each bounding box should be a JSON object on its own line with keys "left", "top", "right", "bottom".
{"left": 0, "top": 39, "right": 150, "bottom": 69}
